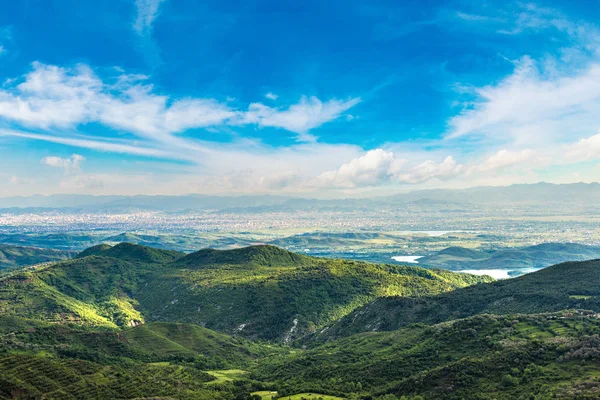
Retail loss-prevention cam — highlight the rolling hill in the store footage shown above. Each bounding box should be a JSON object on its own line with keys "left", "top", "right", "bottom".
{"left": 0, "top": 244, "right": 76, "bottom": 272}
{"left": 310, "top": 259, "right": 600, "bottom": 341}
{"left": 0, "top": 319, "right": 279, "bottom": 399}
{"left": 418, "top": 243, "right": 600, "bottom": 271}
{"left": 0, "top": 243, "right": 491, "bottom": 341}
{"left": 255, "top": 313, "right": 600, "bottom": 399}
{"left": 2, "top": 242, "right": 600, "bottom": 399}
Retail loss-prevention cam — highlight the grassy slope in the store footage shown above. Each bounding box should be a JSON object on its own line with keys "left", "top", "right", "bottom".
{"left": 311, "top": 259, "right": 600, "bottom": 341}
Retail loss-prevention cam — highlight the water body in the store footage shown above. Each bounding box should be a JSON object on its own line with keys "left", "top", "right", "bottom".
{"left": 459, "top": 268, "right": 543, "bottom": 280}
{"left": 396, "top": 230, "right": 475, "bottom": 237}
{"left": 392, "top": 256, "right": 424, "bottom": 263}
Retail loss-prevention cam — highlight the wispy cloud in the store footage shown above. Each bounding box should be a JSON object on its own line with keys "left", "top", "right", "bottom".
{"left": 0, "top": 63, "right": 360, "bottom": 154}
{"left": 133, "top": 0, "right": 167, "bottom": 36}
{"left": 0, "top": 129, "right": 174, "bottom": 158}
{"left": 241, "top": 96, "right": 361, "bottom": 142}
{"left": 447, "top": 2, "right": 600, "bottom": 149}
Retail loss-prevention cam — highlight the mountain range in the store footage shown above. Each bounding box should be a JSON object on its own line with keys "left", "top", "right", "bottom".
{"left": 418, "top": 243, "right": 600, "bottom": 272}
{"left": 2, "top": 182, "right": 600, "bottom": 212}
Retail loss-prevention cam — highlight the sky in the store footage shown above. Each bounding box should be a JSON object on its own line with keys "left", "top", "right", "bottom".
{"left": 1, "top": 0, "right": 600, "bottom": 196}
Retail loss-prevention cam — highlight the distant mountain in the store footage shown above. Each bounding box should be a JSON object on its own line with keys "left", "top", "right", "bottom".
{"left": 1, "top": 182, "right": 599, "bottom": 212}
{"left": 0, "top": 243, "right": 490, "bottom": 341}
{"left": 311, "top": 259, "right": 600, "bottom": 341}
{"left": 419, "top": 242, "right": 600, "bottom": 271}
{"left": 0, "top": 193, "right": 291, "bottom": 211}
{"left": 0, "top": 244, "right": 76, "bottom": 272}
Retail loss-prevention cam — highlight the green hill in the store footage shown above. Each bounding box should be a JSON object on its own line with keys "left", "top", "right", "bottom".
{"left": 255, "top": 313, "right": 600, "bottom": 399}
{"left": 0, "top": 243, "right": 490, "bottom": 341}
{"left": 141, "top": 245, "right": 490, "bottom": 341}
{"left": 0, "top": 320, "right": 279, "bottom": 399}
{"left": 311, "top": 259, "right": 600, "bottom": 341}
{"left": 0, "top": 244, "right": 76, "bottom": 272}
{"left": 419, "top": 243, "right": 600, "bottom": 271}
{"left": 76, "top": 242, "right": 185, "bottom": 263}
{"left": 3, "top": 243, "right": 600, "bottom": 399}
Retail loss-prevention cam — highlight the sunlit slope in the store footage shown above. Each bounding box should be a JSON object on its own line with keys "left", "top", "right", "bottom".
{"left": 138, "top": 245, "right": 491, "bottom": 340}
{"left": 0, "top": 243, "right": 490, "bottom": 340}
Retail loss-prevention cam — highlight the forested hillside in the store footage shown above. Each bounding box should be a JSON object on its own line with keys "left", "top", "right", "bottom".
{"left": 0, "top": 243, "right": 489, "bottom": 341}
{"left": 0, "top": 244, "right": 76, "bottom": 272}
{"left": 310, "top": 259, "right": 600, "bottom": 341}
{"left": 1, "top": 243, "right": 599, "bottom": 399}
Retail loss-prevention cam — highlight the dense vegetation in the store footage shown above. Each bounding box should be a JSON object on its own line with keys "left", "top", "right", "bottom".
{"left": 310, "top": 259, "right": 600, "bottom": 341}
{"left": 0, "top": 244, "right": 490, "bottom": 341}
{"left": 257, "top": 313, "right": 600, "bottom": 399}
{"left": 0, "top": 318, "right": 279, "bottom": 399}
{"left": 2, "top": 242, "right": 600, "bottom": 399}
{"left": 0, "top": 244, "right": 76, "bottom": 273}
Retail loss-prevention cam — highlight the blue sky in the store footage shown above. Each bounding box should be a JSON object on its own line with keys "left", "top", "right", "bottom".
{"left": 1, "top": 0, "right": 600, "bottom": 196}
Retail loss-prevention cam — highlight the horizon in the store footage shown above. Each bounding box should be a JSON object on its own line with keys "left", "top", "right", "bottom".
{"left": 1, "top": 180, "right": 599, "bottom": 201}
{"left": 2, "top": 1, "right": 600, "bottom": 197}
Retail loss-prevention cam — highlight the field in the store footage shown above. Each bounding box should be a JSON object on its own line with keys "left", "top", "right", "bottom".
{"left": 251, "top": 393, "right": 345, "bottom": 400}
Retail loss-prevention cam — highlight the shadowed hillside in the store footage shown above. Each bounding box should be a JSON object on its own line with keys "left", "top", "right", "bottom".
{"left": 311, "top": 259, "right": 600, "bottom": 341}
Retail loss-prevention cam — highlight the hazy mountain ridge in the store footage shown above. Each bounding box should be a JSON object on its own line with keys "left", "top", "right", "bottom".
{"left": 2, "top": 182, "right": 599, "bottom": 212}
{"left": 419, "top": 242, "right": 600, "bottom": 271}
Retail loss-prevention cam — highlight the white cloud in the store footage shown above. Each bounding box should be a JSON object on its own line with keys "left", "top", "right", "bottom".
{"left": 313, "top": 149, "right": 402, "bottom": 188}
{"left": 41, "top": 154, "right": 85, "bottom": 172}
{"left": 447, "top": 57, "right": 600, "bottom": 144}
{"left": 398, "top": 156, "right": 463, "bottom": 184}
{"left": 241, "top": 96, "right": 361, "bottom": 142}
{"left": 0, "top": 63, "right": 360, "bottom": 154}
{"left": 0, "top": 129, "right": 173, "bottom": 158}
{"left": 565, "top": 133, "right": 600, "bottom": 162}
{"left": 447, "top": 2, "right": 600, "bottom": 148}
{"left": 476, "top": 149, "right": 535, "bottom": 172}
{"left": 265, "top": 92, "right": 278, "bottom": 100}
{"left": 0, "top": 45, "right": 5, "bottom": 56}
{"left": 133, "top": 0, "right": 167, "bottom": 36}
{"left": 312, "top": 149, "right": 462, "bottom": 188}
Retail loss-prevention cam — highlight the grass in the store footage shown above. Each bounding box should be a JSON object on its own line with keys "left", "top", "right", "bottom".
{"left": 251, "top": 390, "right": 278, "bottom": 399}
{"left": 278, "top": 394, "right": 345, "bottom": 400}
{"left": 205, "top": 369, "right": 249, "bottom": 384}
